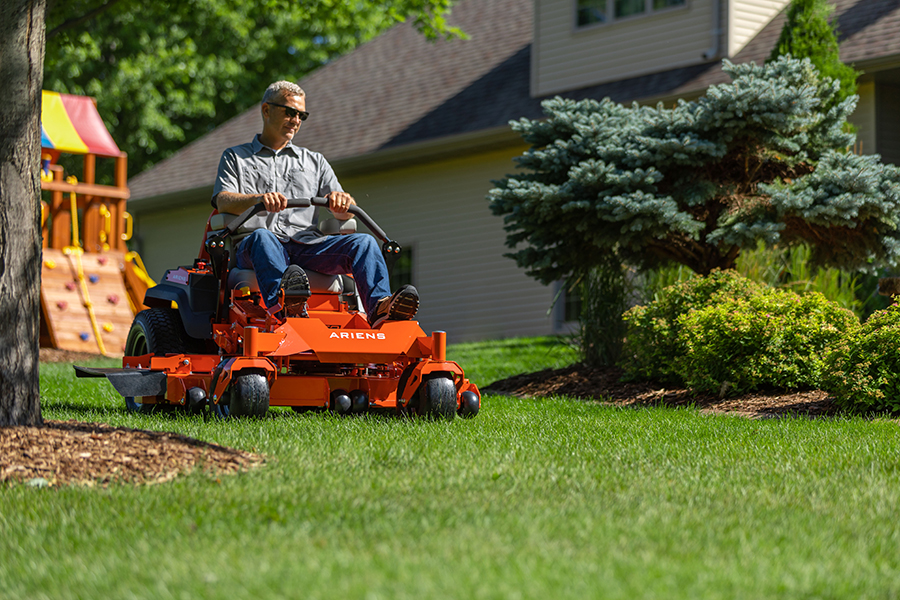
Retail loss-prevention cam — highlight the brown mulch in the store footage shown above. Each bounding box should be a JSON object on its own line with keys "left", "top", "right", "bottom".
{"left": 1, "top": 420, "right": 263, "bottom": 488}
{"left": 39, "top": 347, "right": 114, "bottom": 364}
{"left": 8, "top": 348, "right": 264, "bottom": 489}
{"left": 484, "top": 364, "right": 838, "bottom": 419}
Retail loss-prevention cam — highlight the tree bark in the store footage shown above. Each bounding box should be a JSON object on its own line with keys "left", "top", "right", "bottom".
{"left": 0, "top": 0, "right": 46, "bottom": 427}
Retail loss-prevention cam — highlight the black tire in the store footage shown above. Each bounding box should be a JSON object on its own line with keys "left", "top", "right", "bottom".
{"left": 228, "top": 370, "right": 269, "bottom": 417}
{"left": 123, "top": 308, "right": 190, "bottom": 413}
{"left": 418, "top": 375, "right": 457, "bottom": 421}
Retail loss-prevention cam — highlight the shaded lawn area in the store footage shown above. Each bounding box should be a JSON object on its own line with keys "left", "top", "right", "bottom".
{"left": 1, "top": 338, "right": 898, "bottom": 599}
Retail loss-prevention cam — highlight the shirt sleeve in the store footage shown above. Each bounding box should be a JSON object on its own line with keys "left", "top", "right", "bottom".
{"left": 211, "top": 149, "right": 240, "bottom": 209}
{"left": 317, "top": 155, "right": 344, "bottom": 197}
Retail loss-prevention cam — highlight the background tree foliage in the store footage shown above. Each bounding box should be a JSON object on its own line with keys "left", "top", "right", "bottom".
{"left": 489, "top": 57, "right": 900, "bottom": 284}
{"left": 44, "top": 0, "right": 462, "bottom": 178}
{"left": 769, "top": 0, "right": 860, "bottom": 112}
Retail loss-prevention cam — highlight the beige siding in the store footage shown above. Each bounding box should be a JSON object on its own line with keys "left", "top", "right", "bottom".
{"left": 532, "top": 0, "right": 715, "bottom": 96}
{"left": 850, "top": 81, "right": 876, "bottom": 157}
{"left": 728, "top": 0, "right": 789, "bottom": 56}
{"left": 341, "top": 147, "right": 561, "bottom": 342}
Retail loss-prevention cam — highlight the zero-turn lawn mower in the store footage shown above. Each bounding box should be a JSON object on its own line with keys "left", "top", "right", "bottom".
{"left": 75, "top": 198, "right": 481, "bottom": 420}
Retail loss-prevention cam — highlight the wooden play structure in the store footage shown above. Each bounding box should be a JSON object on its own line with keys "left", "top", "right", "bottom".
{"left": 39, "top": 90, "right": 155, "bottom": 356}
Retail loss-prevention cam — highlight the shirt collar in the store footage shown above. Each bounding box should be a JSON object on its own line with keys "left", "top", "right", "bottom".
{"left": 252, "top": 134, "right": 300, "bottom": 157}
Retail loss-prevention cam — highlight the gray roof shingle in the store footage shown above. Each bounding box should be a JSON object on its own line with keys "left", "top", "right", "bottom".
{"left": 129, "top": 0, "right": 900, "bottom": 201}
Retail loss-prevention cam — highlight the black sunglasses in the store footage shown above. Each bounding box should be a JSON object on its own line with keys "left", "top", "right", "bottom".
{"left": 266, "top": 102, "right": 309, "bottom": 121}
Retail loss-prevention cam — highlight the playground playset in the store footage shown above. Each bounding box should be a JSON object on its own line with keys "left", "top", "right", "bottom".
{"left": 39, "top": 90, "right": 154, "bottom": 356}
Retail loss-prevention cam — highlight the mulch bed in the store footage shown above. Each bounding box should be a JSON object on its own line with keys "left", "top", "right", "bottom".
{"left": 1, "top": 420, "right": 263, "bottom": 488}
{"left": 484, "top": 363, "right": 839, "bottom": 419}
{"left": 0, "top": 348, "right": 261, "bottom": 488}
{"left": 39, "top": 348, "right": 116, "bottom": 364}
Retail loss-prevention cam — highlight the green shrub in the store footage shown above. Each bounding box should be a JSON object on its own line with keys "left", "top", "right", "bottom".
{"left": 622, "top": 270, "right": 859, "bottom": 395}
{"left": 822, "top": 303, "right": 900, "bottom": 412}
{"left": 621, "top": 270, "right": 764, "bottom": 382}
{"left": 735, "top": 241, "right": 862, "bottom": 315}
{"left": 678, "top": 289, "right": 858, "bottom": 394}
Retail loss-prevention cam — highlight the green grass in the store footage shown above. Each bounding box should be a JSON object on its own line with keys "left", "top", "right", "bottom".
{"left": 447, "top": 335, "right": 579, "bottom": 387}
{"left": 3, "top": 337, "right": 900, "bottom": 599}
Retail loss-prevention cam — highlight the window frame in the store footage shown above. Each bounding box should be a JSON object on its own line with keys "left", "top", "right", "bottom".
{"left": 575, "top": 0, "right": 688, "bottom": 30}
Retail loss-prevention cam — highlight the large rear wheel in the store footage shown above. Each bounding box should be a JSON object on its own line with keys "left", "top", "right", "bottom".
{"left": 123, "top": 308, "right": 190, "bottom": 413}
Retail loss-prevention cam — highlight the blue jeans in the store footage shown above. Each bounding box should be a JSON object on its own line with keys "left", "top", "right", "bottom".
{"left": 235, "top": 230, "right": 391, "bottom": 315}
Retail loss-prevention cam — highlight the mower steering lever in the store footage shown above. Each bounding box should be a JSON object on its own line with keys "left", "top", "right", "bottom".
{"left": 291, "top": 198, "right": 404, "bottom": 269}
{"left": 292, "top": 197, "right": 393, "bottom": 246}
{"left": 209, "top": 197, "right": 402, "bottom": 264}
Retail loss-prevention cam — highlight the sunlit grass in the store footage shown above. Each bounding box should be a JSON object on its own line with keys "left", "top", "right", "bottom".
{"left": 2, "top": 341, "right": 898, "bottom": 599}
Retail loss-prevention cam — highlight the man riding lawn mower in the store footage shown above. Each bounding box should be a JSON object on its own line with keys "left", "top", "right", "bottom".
{"left": 75, "top": 81, "right": 480, "bottom": 420}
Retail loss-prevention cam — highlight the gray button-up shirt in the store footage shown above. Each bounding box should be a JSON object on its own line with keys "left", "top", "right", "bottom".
{"left": 212, "top": 135, "right": 343, "bottom": 243}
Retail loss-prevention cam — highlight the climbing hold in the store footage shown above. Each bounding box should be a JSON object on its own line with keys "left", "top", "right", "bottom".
{"left": 79, "top": 332, "right": 90, "bottom": 342}
{"left": 88, "top": 274, "right": 99, "bottom": 284}
{"left": 107, "top": 294, "right": 119, "bottom": 305}
{"left": 65, "top": 282, "right": 76, "bottom": 291}
{"left": 97, "top": 256, "right": 108, "bottom": 266}
{"left": 103, "top": 323, "right": 114, "bottom": 333}
{"left": 56, "top": 301, "right": 68, "bottom": 310}
{"left": 44, "top": 259, "right": 56, "bottom": 269}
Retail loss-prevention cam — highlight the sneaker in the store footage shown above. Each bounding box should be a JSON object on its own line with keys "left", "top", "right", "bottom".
{"left": 369, "top": 285, "right": 419, "bottom": 328}
{"left": 280, "top": 265, "right": 310, "bottom": 317}
{"left": 280, "top": 265, "right": 310, "bottom": 297}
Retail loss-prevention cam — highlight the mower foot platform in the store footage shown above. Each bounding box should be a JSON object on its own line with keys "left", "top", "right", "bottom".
{"left": 74, "top": 366, "right": 167, "bottom": 398}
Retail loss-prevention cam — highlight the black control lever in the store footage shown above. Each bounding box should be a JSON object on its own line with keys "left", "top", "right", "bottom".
{"left": 208, "top": 197, "right": 403, "bottom": 271}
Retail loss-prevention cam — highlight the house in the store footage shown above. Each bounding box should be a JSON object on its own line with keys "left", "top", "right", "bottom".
{"left": 126, "top": 0, "right": 900, "bottom": 342}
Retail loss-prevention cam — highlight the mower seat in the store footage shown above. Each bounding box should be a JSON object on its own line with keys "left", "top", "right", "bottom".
{"left": 207, "top": 212, "right": 359, "bottom": 298}
{"left": 227, "top": 267, "right": 354, "bottom": 296}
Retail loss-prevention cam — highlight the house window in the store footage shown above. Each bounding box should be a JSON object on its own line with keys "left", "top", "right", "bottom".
{"left": 577, "top": 0, "right": 686, "bottom": 27}
{"left": 389, "top": 245, "right": 414, "bottom": 290}
{"left": 615, "top": 0, "right": 644, "bottom": 18}
{"left": 563, "top": 283, "right": 581, "bottom": 322}
{"left": 577, "top": 0, "right": 607, "bottom": 26}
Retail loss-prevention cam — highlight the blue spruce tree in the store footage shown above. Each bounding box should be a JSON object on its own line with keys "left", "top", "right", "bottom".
{"left": 489, "top": 57, "right": 900, "bottom": 283}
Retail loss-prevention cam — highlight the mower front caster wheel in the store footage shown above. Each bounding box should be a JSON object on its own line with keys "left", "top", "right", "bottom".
{"left": 228, "top": 371, "right": 269, "bottom": 417}
{"left": 418, "top": 376, "right": 457, "bottom": 421}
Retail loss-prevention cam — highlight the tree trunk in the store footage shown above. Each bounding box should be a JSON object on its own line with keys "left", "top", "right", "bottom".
{"left": 0, "top": 0, "right": 46, "bottom": 427}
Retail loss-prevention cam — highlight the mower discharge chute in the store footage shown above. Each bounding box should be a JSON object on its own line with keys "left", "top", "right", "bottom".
{"left": 75, "top": 197, "right": 481, "bottom": 420}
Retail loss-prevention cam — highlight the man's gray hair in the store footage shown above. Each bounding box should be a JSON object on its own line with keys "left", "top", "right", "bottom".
{"left": 262, "top": 81, "right": 305, "bottom": 105}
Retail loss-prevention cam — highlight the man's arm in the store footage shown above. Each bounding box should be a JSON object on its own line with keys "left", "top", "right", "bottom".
{"left": 215, "top": 191, "right": 288, "bottom": 215}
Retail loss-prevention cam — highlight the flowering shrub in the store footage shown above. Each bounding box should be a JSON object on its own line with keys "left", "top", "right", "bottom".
{"left": 822, "top": 303, "right": 900, "bottom": 412}
{"left": 621, "top": 270, "right": 763, "bottom": 383}
{"left": 622, "top": 270, "right": 859, "bottom": 395}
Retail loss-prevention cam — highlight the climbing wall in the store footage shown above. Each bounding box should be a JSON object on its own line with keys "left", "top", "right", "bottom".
{"left": 40, "top": 248, "right": 134, "bottom": 356}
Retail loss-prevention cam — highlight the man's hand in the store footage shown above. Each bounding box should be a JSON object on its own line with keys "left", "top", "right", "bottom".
{"left": 327, "top": 191, "right": 356, "bottom": 220}
{"left": 259, "top": 192, "right": 288, "bottom": 213}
